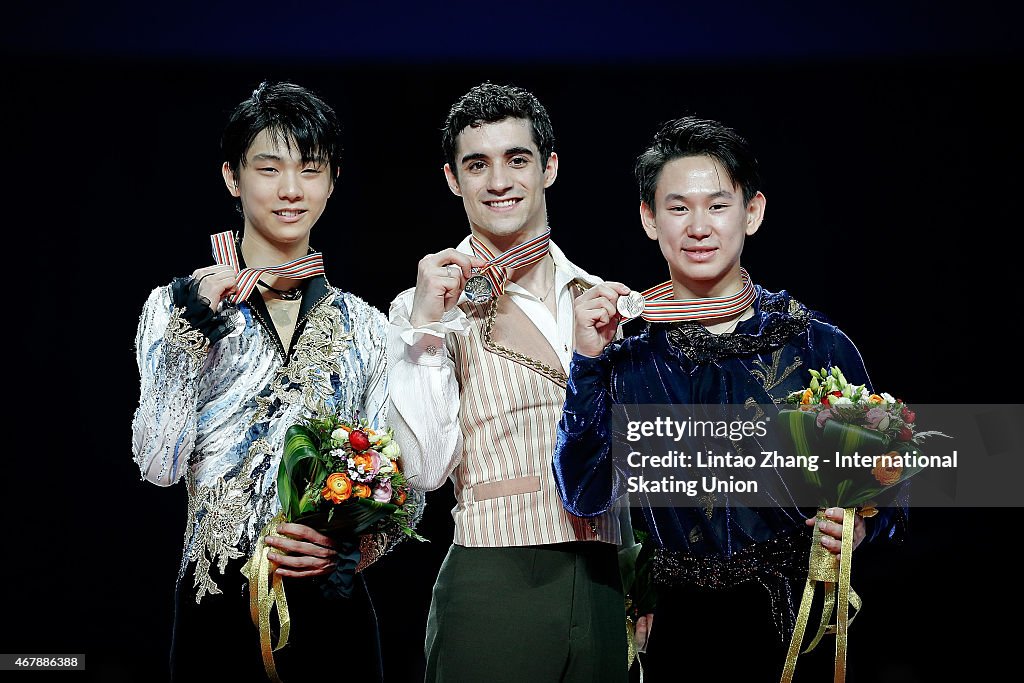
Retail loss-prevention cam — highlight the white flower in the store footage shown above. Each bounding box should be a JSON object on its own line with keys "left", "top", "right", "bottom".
{"left": 369, "top": 432, "right": 382, "bottom": 444}
{"left": 331, "top": 428, "right": 349, "bottom": 443}
{"left": 831, "top": 397, "right": 854, "bottom": 406}
{"left": 382, "top": 441, "right": 401, "bottom": 459}
{"left": 375, "top": 431, "right": 392, "bottom": 447}
{"left": 881, "top": 392, "right": 896, "bottom": 404}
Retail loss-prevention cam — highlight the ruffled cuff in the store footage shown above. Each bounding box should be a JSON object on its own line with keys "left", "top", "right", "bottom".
{"left": 170, "top": 277, "right": 237, "bottom": 345}
{"left": 316, "top": 537, "right": 362, "bottom": 601}
{"left": 391, "top": 298, "right": 470, "bottom": 365}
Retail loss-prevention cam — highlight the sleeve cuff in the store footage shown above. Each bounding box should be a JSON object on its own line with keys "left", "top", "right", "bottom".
{"left": 569, "top": 351, "right": 612, "bottom": 389}
{"left": 389, "top": 292, "right": 469, "bottom": 365}
{"left": 403, "top": 332, "right": 449, "bottom": 366}
{"left": 170, "top": 277, "right": 237, "bottom": 345}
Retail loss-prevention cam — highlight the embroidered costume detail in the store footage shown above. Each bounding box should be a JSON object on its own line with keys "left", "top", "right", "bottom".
{"left": 166, "top": 306, "right": 211, "bottom": 364}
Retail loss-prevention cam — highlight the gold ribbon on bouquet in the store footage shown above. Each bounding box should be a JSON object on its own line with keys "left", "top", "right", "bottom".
{"left": 780, "top": 507, "right": 862, "bottom": 683}
{"left": 240, "top": 513, "right": 291, "bottom": 683}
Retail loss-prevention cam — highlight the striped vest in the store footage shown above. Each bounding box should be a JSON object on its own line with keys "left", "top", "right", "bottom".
{"left": 447, "top": 291, "right": 619, "bottom": 547}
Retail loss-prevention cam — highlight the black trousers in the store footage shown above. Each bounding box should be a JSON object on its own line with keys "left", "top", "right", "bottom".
{"left": 170, "top": 560, "right": 382, "bottom": 682}
{"left": 640, "top": 581, "right": 860, "bottom": 683}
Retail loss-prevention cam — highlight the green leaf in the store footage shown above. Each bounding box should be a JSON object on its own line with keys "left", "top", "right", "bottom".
{"left": 279, "top": 424, "right": 327, "bottom": 521}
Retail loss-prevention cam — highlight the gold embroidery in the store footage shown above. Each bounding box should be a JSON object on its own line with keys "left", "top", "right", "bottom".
{"left": 749, "top": 348, "right": 803, "bottom": 394}
{"left": 250, "top": 302, "right": 352, "bottom": 425}
{"left": 166, "top": 306, "right": 209, "bottom": 364}
{"left": 744, "top": 397, "right": 767, "bottom": 421}
{"left": 475, "top": 278, "right": 592, "bottom": 388}
{"left": 481, "top": 297, "right": 568, "bottom": 387}
{"left": 186, "top": 439, "right": 276, "bottom": 602}
{"left": 697, "top": 492, "right": 716, "bottom": 520}
{"left": 185, "top": 475, "right": 248, "bottom": 601}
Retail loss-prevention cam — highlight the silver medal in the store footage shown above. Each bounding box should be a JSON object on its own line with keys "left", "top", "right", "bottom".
{"left": 221, "top": 303, "right": 245, "bottom": 338}
{"left": 616, "top": 290, "right": 646, "bottom": 320}
{"left": 464, "top": 274, "right": 493, "bottom": 304}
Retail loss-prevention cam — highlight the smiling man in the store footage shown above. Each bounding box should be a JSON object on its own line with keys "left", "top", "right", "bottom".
{"left": 131, "top": 81, "right": 407, "bottom": 681}
{"left": 387, "top": 82, "right": 636, "bottom": 682}
{"left": 552, "top": 116, "right": 907, "bottom": 681}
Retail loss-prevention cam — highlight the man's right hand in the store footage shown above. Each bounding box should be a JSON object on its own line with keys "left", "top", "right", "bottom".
{"left": 191, "top": 265, "right": 238, "bottom": 312}
{"left": 409, "top": 249, "right": 486, "bottom": 328}
{"left": 574, "top": 282, "right": 631, "bottom": 357}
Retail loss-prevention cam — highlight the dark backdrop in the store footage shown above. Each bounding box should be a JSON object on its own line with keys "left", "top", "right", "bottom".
{"left": 7, "top": 5, "right": 1022, "bottom": 681}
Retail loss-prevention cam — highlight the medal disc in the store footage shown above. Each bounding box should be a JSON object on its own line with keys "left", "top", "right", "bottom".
{"left": 616, "top": 290, "right": 646, "bottom": 320}
{"left": 464, "top": 275, "right": 493, "bottom": 304}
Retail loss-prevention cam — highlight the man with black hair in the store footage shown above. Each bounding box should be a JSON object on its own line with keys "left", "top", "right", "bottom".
{"left": 553, "top": 115, "right": 906, "bottom": 681}
{"left": 387, "top": 82, "right": 642, "bottom": 682}
{"left": 132, "top": 81, "right": 413, "bottom": 681}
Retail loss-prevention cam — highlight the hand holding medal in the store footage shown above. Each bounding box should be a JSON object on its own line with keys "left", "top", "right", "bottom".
{"left": 574, "top": 268, "right": 758, "bottom": 358}
{"left": 409, "top": 248, "right": 486, "bottom": 328}
{"left": 573, "top": 282, "right": 633, "bottom": 358}
{"left": 615, "top": 268, "right": 757, "bottom": 323}
{"left": 208, "top": 231, "right": 327, "bottom": 337}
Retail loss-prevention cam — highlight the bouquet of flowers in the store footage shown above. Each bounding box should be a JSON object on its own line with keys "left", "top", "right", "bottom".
{"left": 244, "top": 413, "right": 424, "bottom": 682}
{"left": 775, "top": 367, "right": 947, "bottom": 683}
{"left": 277, "top": 413, "right": 424, "bottom": 541}
{"left": 778, "top": 366, "right": 946, "bottom": 508}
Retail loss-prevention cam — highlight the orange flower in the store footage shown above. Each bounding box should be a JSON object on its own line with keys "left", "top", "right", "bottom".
{"left": 857, "top": 502, "right": 879, "bottom": 518}
{"left": 868, "top": 394, "right": 884, "bottom": 404}
{"left": 353, "top": 453, "right": 374, "bottom": 471}
{"left": 322, "top": 473, "right": 352, "bottom": 503}
{"left": 394, "top": 489, "right": 407, "bottom": 506}
{"left": 352, "top": 483, "right": 372, "bottom": 498}
{"left": 800, "top": 388, "right": 814, "bottom": 405}
{"left": 871, "top": 452, "right": 904, "bottom": 486}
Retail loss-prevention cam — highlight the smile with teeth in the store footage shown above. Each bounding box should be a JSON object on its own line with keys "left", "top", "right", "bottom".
{"left": 274, "top": 209, "right": 306, "bottom": 216}
{"left": 484, "top": 198, "right": 521, "bottom": 209}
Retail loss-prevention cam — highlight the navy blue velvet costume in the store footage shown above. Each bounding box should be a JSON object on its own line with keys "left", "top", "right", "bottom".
{"left": 553, "top": 287, "right": 906, "bottom": 643}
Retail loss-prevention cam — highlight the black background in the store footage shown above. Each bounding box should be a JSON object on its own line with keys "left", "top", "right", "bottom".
{"left": 7, "top": 2, "right": 1022, "bottom": 681}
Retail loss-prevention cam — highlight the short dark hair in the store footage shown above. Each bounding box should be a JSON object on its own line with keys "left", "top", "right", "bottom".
{"left": 441, "top": 82, "right": 555, "bottom": 173}
{"left": 221, "top": 81, "right": 342, "bottom": 181}
{"left": 635, "top": 116, "right": 762, "bottom": 208}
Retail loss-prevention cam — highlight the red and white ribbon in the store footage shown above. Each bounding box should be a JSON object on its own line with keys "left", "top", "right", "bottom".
{"left": 632, "top": 268, "right": 757, "bottom": 322}
{"left": 468, "top": 229, "right": 551, "bottom": 297}
{"left": 210, "top": 231, "right": 325, "bottom": 304}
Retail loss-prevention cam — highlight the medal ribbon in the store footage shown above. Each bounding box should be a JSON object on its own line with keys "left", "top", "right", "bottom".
{"left": 210, "top": 231, "right": 325, "bottom": 304}
{"left": 636, "top": 268, "right": 756, "bottom": 322}
{"left": 468, "top": 228, "right": 551, "bottom": 297}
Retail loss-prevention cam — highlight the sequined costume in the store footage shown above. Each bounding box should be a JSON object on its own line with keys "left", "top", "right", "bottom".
{"left": 132, "top": 266, "right": 420, "bottom": 680}
{"left": 553, "top": 287, "right": 906, "bottom": 679}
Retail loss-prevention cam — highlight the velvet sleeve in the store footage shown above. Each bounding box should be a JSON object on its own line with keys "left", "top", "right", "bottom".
{"left": 553, "top": 351, "right": 624, "bottom": 517}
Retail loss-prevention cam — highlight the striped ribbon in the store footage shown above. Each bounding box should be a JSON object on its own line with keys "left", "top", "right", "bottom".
{"left": 468, "top": 228, "right": 551, "bottom": 297}
{"left": 637, "top": 268, "right": 756, "bottom": 322}
{"left": 210, "top": 231, "right": 325, "bottom": 304}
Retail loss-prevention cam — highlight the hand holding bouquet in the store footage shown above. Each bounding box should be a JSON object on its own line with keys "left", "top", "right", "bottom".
{"left": 244, "top": 413, "right": 424, "bottom": 682}
{"left": 776, "top": 367, "right": 947, "bottom": 683}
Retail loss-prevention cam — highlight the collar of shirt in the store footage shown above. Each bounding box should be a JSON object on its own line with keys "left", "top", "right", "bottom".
{"left": 456, "top": 234, "right": 600, "bottom": 372}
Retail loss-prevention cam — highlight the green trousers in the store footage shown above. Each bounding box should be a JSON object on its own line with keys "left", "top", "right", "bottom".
{"left": 425, "top": 542, "right": 628, "bottom": 682}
